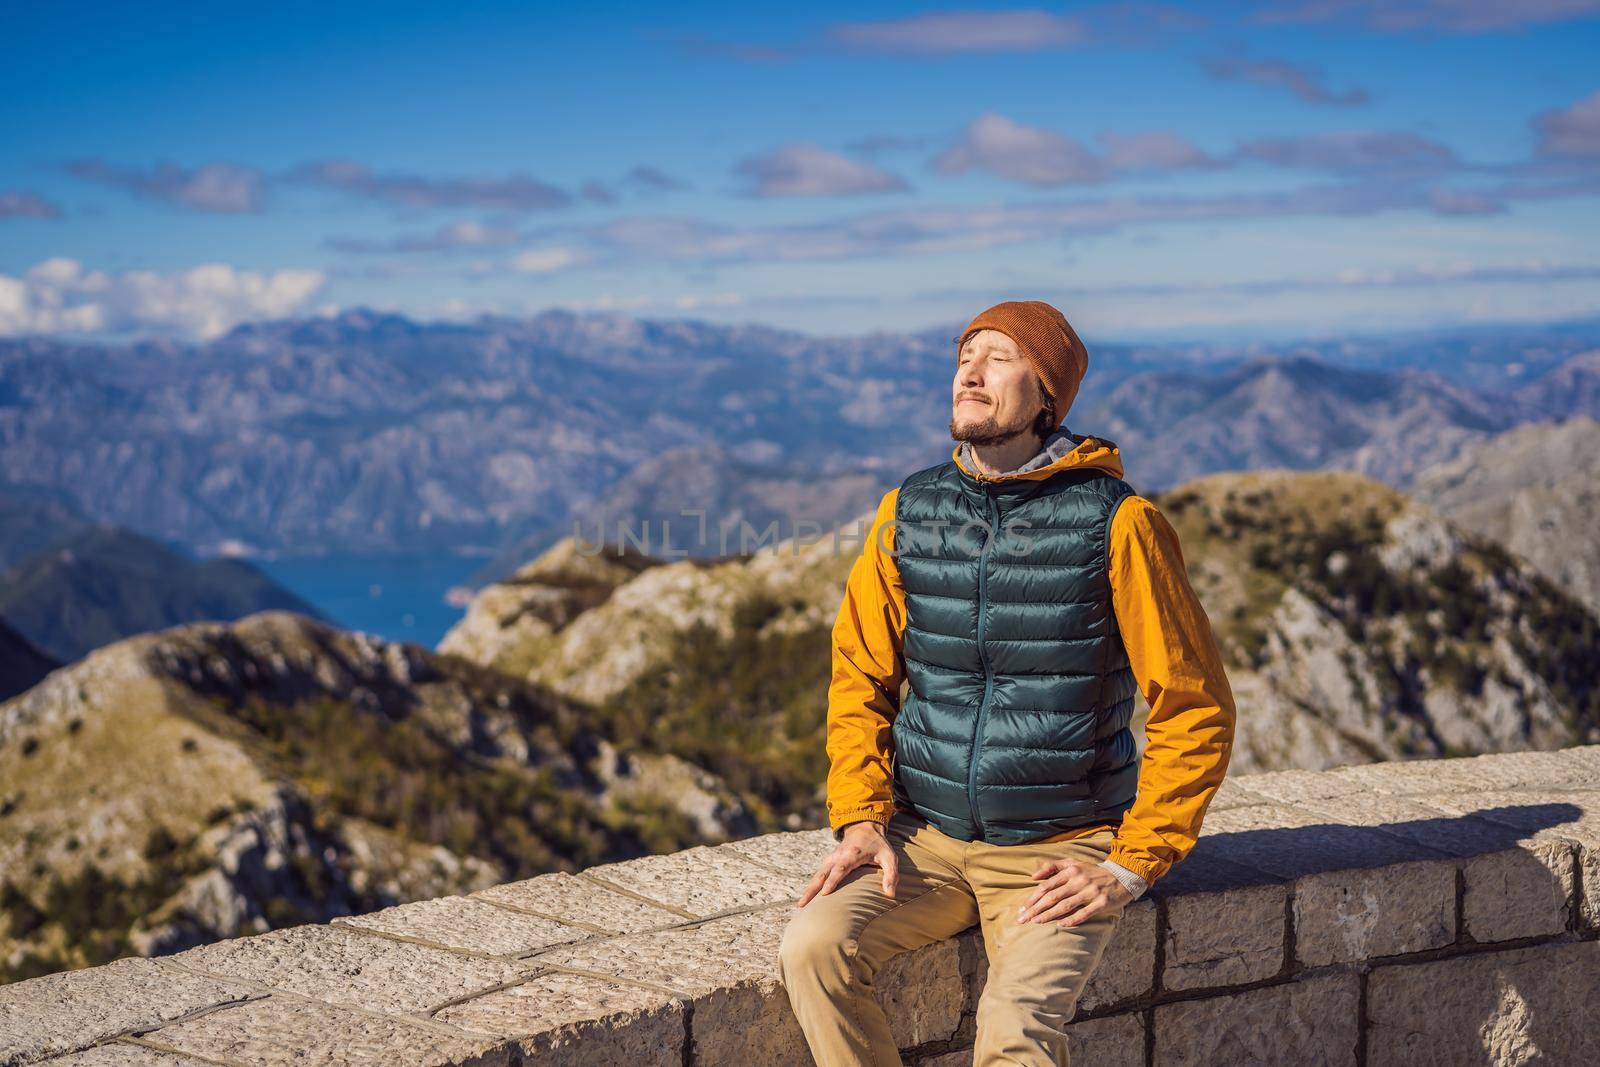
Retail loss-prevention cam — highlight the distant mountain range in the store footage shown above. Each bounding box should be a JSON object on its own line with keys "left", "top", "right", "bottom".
{"left": 3, "top": 311, "right": 1596, "bottom": 587}
{"left": 1410, "top": 415, "right": 1600, "bottom": 616}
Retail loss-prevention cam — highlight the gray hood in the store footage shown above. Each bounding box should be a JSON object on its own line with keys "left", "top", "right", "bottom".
{"left": 956, "top": 425, "right": 1084, "bottom": 477}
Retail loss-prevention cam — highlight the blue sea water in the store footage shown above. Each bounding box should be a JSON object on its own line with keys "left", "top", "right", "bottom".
{"left": 253, "top": 553, "right": 487, "bottom": 650}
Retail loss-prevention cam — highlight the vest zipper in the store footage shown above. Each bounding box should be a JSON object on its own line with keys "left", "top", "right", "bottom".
{"left": 967, "top": 487, "right": 999, "bottom": 841}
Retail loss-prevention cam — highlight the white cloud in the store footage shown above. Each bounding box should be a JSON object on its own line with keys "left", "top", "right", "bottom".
{"left": 932, "top": 113, "right": 1168, "bottom": 185}
{"left": 509, "top": 247, "right": 585, "bottom": 274}
{"left": 1534, "top": 89, "right": 1600, "bottom": 158}
{"left": 673, "top": 292, "right": 743, "bottom": 309}
{"left": 0, "top": 258, "right": 327, "bottom": 340}
{"left": 288, "top": 159, "right": 571, "bottom": 212}
{"left": 1254, "top": 0, "right": 1600, "bottom": 33}
{"left": 827, "top": 10, "right": 1088, "bottom": 54}
{"left": 734, "top": 142, "right": 910, "bottom": 197}
{"left": 328, "top": 219, "right": 524, "bottom": 254}
{"left": 0, "top": 191, "right": 62, "bottom": 219}
{"left": 65, "top": 160, "right": 266, "bottom": 213}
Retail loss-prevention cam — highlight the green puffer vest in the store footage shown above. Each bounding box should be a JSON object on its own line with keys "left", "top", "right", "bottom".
{"left": 889, "top": 456, "right": 1141, "bottom": 844}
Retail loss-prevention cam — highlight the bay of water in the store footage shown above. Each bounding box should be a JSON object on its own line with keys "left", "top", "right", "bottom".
{"left": 254, "top": 553, "right": 487, "bottom": 649}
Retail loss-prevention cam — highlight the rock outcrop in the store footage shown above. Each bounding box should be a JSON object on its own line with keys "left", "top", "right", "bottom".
{"left": 1409, "top": 414, "right": 1600, "bottom": 615}
{"left": 1163, "top": 469, "right": 1600, "bottom": 772}
{"left": 0, "top": 612, "right": 751, "bottom": 982}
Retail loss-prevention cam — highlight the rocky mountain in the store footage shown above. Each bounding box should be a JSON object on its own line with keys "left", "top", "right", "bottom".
{"left": 0, "top": 621, "right": 55, "bottom": 703}
{"left": 4, "top": 311, "right": 1596, "bottom": 574}
{"left": 1157, "top": 470, "right": 1598, "bottom": 772}
{"left": 1274, "top": 321, "right": 1600, "bottom": 394}
{"left": 1409, "top": 416, "right": 1600, "bottom": 616}
{"left": 440, "top": 515, "right": 867, "bottom": 822}
{"left": 443, "top": 467, "right": 1599, "bottom": 794}
{"left": 1071, "top": 355, "right": 1536, "bottom": 490}
{"left": 0, "top": 611, "right": 751, "bottom": 983}
{"left": 472, "top": 441, "right": 890, "bottom": 586}
{"left": 0, "top": 524, "right": 325, "bottom": 663}
{"left": 1508, "top": 349, "right": 1600, "bottom": 421}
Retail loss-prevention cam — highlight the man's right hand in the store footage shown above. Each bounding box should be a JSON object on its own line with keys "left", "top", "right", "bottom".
{"left": 796, "top": 820, "right": 899, "bottom": 908}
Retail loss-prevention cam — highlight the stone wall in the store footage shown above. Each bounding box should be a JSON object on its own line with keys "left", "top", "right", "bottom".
{"left": 3, "top": 745, "right": 1599, "bottom": 1065}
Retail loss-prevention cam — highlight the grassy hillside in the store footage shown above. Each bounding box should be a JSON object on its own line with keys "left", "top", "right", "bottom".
{"left": 0, "top": 525, "right": 324, "bottom": 662}
{"left": 0, "top": 611, "right": 749, "bottom": 983}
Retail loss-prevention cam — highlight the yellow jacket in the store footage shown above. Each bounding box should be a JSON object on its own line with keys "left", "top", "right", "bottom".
{"left": 826, "top": 433, "right": 1236, "bottom": 888}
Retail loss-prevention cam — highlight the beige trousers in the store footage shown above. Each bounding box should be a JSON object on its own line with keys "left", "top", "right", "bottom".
{"left": 778, "top": 811, "right": 1126, "bottom": 1066}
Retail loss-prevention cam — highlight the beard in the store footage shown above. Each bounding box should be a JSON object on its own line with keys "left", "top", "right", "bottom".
{"left": 949, "top": 405, "right": 1035, "bottom": 446}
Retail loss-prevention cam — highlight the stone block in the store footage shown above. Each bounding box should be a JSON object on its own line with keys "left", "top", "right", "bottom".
{"left": 1287, "top": 790, "right": 1538, "bottom": 859}
{"left": 1153, "top": 970, "right": 1359, "bottom": 1066}
{"left": 165, "top": 923, "right": 524, "bottom": 1016}
{"left": 1152, "top": 846, "right": 1279, "bottom": 897}
{"left": 1461, "top": 844, "right": 1574, "bottom": 943}
{"left": 130, "top": 995, "right": 506, "bottom": 1066}
{"left": 532, "top": 904, "right": 963, "bottom": 1062}
{"left": 1078, "top": 899, "right": 1157, "bottom": 1012}
{"left": 336, "top": 895, "right": 591, "bottom": 958}
{"left": 720, "top": 828, "right": 835, "bottom": 876}
{"left": 1207, "top": 775, "right": 1275, "bottom": 811}
{"left": 1162, "top": 882, "right": 1285, "bottom": 991}
{"left": 1332, "top": 749, "right": 1600, "bottom": 797}
{"left": 1191, "top": 804, "right": 1458, "bottom": 965}
{"left": 530, "top": 906, "right": 809, "bottom": 1064}
{"left": 29, "top": 1041, "right": 214, "bottom": 1064}
{"left": 0, "top": 957, "right": 255, "bottom": 1065}
{"left": 1294, "top": 858, "right": 1456, "bottom": 966}
{"left": 578, "top": 845, "right": 809, "bottom": 918}
{"left": 1151, "top": 846, "right": 1286, "bottom": 991}
{"left": 1280, "top": 789, "right": 1576, "bottom": 943}
{"left": 1198, "top": 804, "right": 1452, "bottom": 878}
{"left": 472, "top": 871, "right": 683, "bottom": 934}
{"left": 1235, "top": 767, "right": 1368, "bottom": 804}
{"left": 1367, "top": 940, "right": 1600, "bottom": 1066}
{"left": 1062, "top": 1011, "right": 1146, "bottom": 1067}
{"left": 434, "top": 971, "right": 685, "bottom": 1065}
{"left": 1404, "top": 788, "right": 1600, "bottom": 839}
{"left": 528, "top": 905, "right": 790, "bottom": 996}
{"left": 1413, "top": 788, "right": 1600, "bottom": 930}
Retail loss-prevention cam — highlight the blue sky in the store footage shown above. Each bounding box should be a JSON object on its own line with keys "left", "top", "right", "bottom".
{"left": 3, "top": 1, "right": 1598, "bottom": 342}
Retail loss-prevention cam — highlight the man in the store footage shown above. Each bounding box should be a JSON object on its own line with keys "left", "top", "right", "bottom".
{"left": 778, "top": 299, "right": 1237, "bottom": 1066}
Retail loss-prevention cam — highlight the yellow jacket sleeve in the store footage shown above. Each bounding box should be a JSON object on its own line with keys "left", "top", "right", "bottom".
{"left": 1105, "top": 494, "right": 1237, "bottom": 885}
{"left": 824, "top": 486, "right": 907, "bottom": 836}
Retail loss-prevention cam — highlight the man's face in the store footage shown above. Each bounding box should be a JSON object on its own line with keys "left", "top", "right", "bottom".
{"left": 950, "top": 328, "right": 1047, "bottom": 445}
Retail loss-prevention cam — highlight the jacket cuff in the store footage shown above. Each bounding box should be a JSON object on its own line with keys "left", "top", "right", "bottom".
{"left": 1105, "top": 846, "right": 1168, "bottom": 888}
{"left": 1099, "top": 859, "right": 1150, "bottom": 901}
{"left": 830, "top": 808, "right": 893, "bottom": 841}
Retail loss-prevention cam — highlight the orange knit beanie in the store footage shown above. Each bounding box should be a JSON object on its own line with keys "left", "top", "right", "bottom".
{"left": 956, "top": 299, "right": 1089, "bottom": 420}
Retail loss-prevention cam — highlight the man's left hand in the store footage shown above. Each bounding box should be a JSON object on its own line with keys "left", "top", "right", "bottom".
{"left": 1016, "top": 859, "right": 1131, "bottom": 927}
